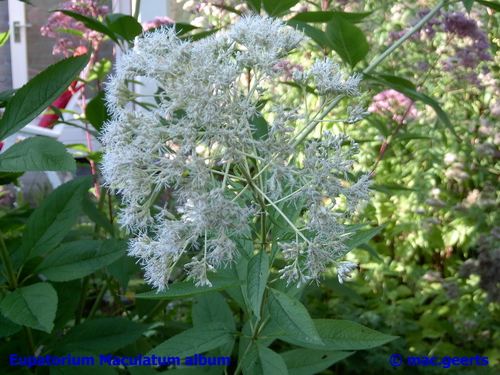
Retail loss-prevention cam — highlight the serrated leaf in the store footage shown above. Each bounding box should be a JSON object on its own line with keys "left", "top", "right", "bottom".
{"left": 148, "top": 322, "right": 233, "bottom": 359}
{"left": 281, "top": 349, "right": 353, "bottom": 375}
{"left": 53, "top": 318, "right": 147, "bottom": 355}
{"left": 35, "top": 239, "right": 127, "bottom": 281}
{"left": 85, "top": 91, "right": 110, "bottom": 133}
{"left": 22, "top": 176, "right": 93, "bottom": 260}
{"left": 268, "top": 288, "right": 323, "bottom": 345}
{"left": 0, "top": 283, "right": 57, "bottom": 333}
{"left": 247, "top": 250, "right": 269, "bottom": 319}
{"left": 242, "top": 343, "right": 288, "bottom": 375}
{"left": 280, "top": 319, "right": 397, "bottom": 350}
{"left": 0, "top": 54, "right": 89, "bottom": 141}
{"left": 326, "top": 13, "right": 369, "bottom": 67}
{"left": 106, "top": 14, "right": 143, "bottom": 41}
{"left": 0, "top": 307, "right": 21, "bottom": 338}
{"left": 192, "top": 292, "right": 235, "bottom": 357}
{"left": 133, "top": 276, "right": 245, "bottom": 299}
{"left": 263, "top": 0, "right": 300, "bottom": 16}
{"left": 192, "top": 292, "right": 235, "bottom": 329}
{"left": 0, "top": 137, "right": 76, "bottom": 173}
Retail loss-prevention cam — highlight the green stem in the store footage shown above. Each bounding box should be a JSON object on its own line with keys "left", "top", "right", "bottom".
{"left": 75, "top": 276, "right": 90, "bottom": 325}
{"left": 87, "top": 282, "right": 108, "bottom": 320}
{"left": 291, "top": 96, "right": 343, "bottom": 148}
{"left": 0, "top": 233, "right": 17, "bottom": 290}
{"left": 363, "top": 0, "right": 449, "bottom": 75}
{"left": 23, "top": 326, "right": 36, "bottom": 358}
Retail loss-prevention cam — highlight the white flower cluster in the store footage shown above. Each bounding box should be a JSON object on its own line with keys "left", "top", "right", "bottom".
{"left": 101, "top": 15, "right": 370, "bottom": 290}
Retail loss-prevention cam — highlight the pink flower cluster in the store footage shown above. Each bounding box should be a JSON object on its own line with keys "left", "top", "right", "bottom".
{"left": 142, "top": 16, "right": 175, "bottom": 31}
{"left": 368, "top": 89, "right": 418, "bottom": 124}
{"left": 40, "top": 0, "right": 108, "bottom": 56}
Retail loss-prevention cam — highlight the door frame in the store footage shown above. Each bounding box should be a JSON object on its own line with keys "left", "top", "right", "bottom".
{"left": 8, "top": 0, "right": 28, "bottom": 88}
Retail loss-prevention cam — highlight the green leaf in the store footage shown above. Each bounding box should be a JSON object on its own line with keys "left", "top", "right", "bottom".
{"left": 0, "top": 54, "right": 89, "bottom": 141}
{"left": 192, "top": 292, "right": 235, "bottom": 329}
{"left": 106, "top": 14, "right": 143, "bottom": 41}
{"left": 242, "top": 343, "right": 288, "bottom": 375}
{"left": 246, "top": 0, "right": 261, "bottom": 13}
{"left": 268, "top": 288, "right": 323, "bottom": 345}
{"left": 247, "top": 250, "right": 269, "bottom": 319}
{"left": 0, "top": 283, "right": 57, "bottom": 333}
{"left": 85, "top": 91, "right": 110, "bottom": 133}
{"left": 286, "top": 21, "right": 329, "bottom": 47}
{"left": 326, "top": 13, "right": 369, "bottom": 67}
{"left": 217, "top": 255, "right": 251, "bottom": 314}
{"left": 58, "top": 10, "right": 118, "bottom": 43}
{"left": 108, "top": 254, "right": 141, "bottom": 290}
{"left": 52, "top": 318, "right": 147, "bottom": 355}
{"left": 280, "top": 319, "right": 397, "bottom": 350}
{"left": 249, "top": 112, "right": 269, "bottom": 141}
{"left": 22, "top": 176, "right": 93, "bottom": 260}
{"left": 339, "top": 224, "right": 387, "bottom": 257}
{"left": 476, "top": 0, "right": 500, "bottom": 12}
{"left": 369, "top": 73, "right": 417, "bottom": 91}
{"left": 263, "top": 0, "right": 300, "bottom": 16}
{"left": 289, "top": 11, "right": 336, "bottom": 23}
{"left": 0, "top": 311, "right": 21, "bottom": 338}
{"left": 52, "top": 280, "right": 82, "bottom": 331}
{"left": 0, "top": 171, "right": 23, "bottom": 185}
{"left": 133, "top": 276, "right": 245, "bottom": 299}
{"left": 82, "top": 196, "right": 115, "bottom": 236}
{"left": 147, "top": 322, "right": 234, "bottom": 359}
{"left": 192, "top": 292, "right": 235, "bottom": 357}
{"left": 87, "top": 58, "right": 112, "bottom": 82}
{"left": 0, "top": 88, "right": 17, "bottom": 108}
{"left": 281, "top": 349, "right": 353, "bottom": 375}
{"left": 0, "top": 137, "right": 76, "bottom": 173}
{"left": 35, "top": 239, "right": 127, "bottom": 281}
{"left": 0, "top": 30, "right": 9, "bottom": 48}
{"left": 289, "top": 11, "right": 371, "bottom": 23}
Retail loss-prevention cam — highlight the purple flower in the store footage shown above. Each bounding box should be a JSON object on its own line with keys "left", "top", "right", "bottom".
{"left": 368, "top": 89, "right": 418, "bottom": 124}
{"left": 444, "top": 12, "right": 478, "bottom": 38}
